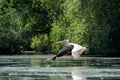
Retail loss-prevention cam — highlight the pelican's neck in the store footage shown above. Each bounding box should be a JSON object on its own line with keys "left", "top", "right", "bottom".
{"left": 64, "top": 40, "right": 69, "bottom": 46}
{"left": 64, "top": 43, "right": 68, "bottom": 46}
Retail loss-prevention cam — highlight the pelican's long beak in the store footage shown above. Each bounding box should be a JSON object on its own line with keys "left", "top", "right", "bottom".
{"left": 56, "top": 40, "right": 64, "bottom": 44}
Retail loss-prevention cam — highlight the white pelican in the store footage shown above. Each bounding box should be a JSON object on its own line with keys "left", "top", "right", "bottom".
{"left": 51, "top": 40, "right": 86, "bottom": 60}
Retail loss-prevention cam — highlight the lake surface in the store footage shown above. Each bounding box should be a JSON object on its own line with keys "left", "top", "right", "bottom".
{"left": 0, "top": 55, "right": 120, "bottom": 80}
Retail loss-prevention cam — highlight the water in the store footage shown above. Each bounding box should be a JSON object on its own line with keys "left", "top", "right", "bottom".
{"left": 0, "top": 56, "right": 120, "bottom": 80}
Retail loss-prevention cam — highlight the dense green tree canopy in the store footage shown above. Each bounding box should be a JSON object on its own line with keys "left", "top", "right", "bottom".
{"left": 0, "top": 0, "right": 120, "bottom": 56}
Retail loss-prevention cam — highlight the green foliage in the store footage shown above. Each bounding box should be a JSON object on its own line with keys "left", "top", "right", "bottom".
{"left": 50, "top": 0, "right": 120, "bottom": 56}
{"left": 84, "top": 0, "right": 120, "bottom": 55}
{"left": 31, "top": 34, "right": 49, "bottom": 54}
{"left": 31, "top": 36, "right": 41, "bottom": 52}
{"left": 0, "top": 0, "right": 51, "bottom": 54}
{"left": 0, "top": 0, "right": 119, "bottom": 56}
{"left": 50, "top": 0, "right": 89, "bottom": 53}
{"left": 0, "top": 6, "right": 23, "bottom": 53}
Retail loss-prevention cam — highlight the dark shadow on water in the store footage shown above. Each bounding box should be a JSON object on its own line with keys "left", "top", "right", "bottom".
{"left": 0, "top": 57, "right": 120, "bottom": 80}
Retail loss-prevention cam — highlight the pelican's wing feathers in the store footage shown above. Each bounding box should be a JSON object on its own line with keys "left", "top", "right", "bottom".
{"left": 56, "top": 44, "right": 74, "bottom": 57}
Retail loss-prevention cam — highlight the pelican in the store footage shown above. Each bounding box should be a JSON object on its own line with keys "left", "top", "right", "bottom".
{"left": 51, "top": 40, "right": 86, "bottom": 60}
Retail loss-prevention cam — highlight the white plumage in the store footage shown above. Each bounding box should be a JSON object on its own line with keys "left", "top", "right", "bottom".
{"left": 70, "top": 43, "right": 86, "bottom": 58}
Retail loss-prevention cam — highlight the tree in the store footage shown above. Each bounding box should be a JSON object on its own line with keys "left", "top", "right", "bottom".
{"left": 0, "top": 0, "right": 119, "bottom": 56}
{"left": 50, "top": 0, "right": 120, "bottom": 56}
{"left": 0, "top": 0, "right": 53, "bottom": 54}
{"left": 0, "top": 6, "right": 23, "bottom": 54}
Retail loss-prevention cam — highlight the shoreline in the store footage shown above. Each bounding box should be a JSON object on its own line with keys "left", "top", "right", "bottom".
{"left": 0, "top": 55, "right": 119, "bottom": 59}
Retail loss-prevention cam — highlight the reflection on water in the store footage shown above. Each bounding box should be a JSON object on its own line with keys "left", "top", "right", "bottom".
{"left": 0, "top": 56, "right": 120, "bottom": 80}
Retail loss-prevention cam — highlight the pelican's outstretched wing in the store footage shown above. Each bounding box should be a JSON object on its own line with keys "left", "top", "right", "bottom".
{"left": 52, "top": 45, "right": 74, "bottom": 60}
